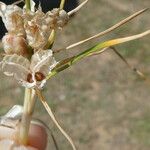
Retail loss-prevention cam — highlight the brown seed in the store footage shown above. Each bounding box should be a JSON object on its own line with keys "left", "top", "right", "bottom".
{"left": 27, "top": 73, "right": 33, "bottom": 83}
{"left": 35, "top": 72, "right": 45, "bottom": 81}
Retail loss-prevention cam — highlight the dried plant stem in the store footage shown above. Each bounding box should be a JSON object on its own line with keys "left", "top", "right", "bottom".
{"left": 36, "top": 89, "right": 77, "bottom": 150}
{"left": 110, "top": 47, "right": 147, "bottom": 80}
{"left": 68, "top": 0, "right": 89, "bottom": 16}
{"left": 88, "top": 46, "right": 147, "bottom": 80}
{"left": 13, "top": 0, "right": 24, "bottom": 5}
{"left": 55, "top": 8, "right": 148, "bottom": 53}
{"left": 19, "top": 88, "right": 36, "bottom": 145}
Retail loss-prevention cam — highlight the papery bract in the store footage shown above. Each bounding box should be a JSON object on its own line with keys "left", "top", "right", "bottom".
{"left": 0, "top": 2, "right": 25, "bottom": 36}
{"left": 2, "top": 34, "right": 28, "bottom": 57}
{"left": 0, "top": 1, "right": 69, "bottom": 50}
{"left": 24, "top": 10, "right": 52, "bottom": 50}
{"left": 0, "top": 50, "right": 57, "bottom": 89}
{"left": 24, "top": 8, "right": 69, "bottom": 50}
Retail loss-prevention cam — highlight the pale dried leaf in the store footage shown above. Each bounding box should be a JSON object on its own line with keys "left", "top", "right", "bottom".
{"left": 0, "top": 2, "right": 25, "bottom": 35}
{"left": 0, "top": 54, "right": 30, "bottom": 81}
{"left": 30, "top": 0, "right": 35, "bottom": 12}
{"left": 30, "top": 50, "right": 57, "bottom": 75}
{"left": 24, "top": 10, "right": 52, "bottom": 49}
{"left": 2, "top": 34, "right": 28, "bottom": 56}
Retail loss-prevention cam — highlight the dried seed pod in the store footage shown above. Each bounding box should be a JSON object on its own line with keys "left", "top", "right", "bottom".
{"left": 0, "top": 2, "right": 70, "bottom": 50}
{"left": 24, "top": 10, "right": 52, "bottom": 50}
{"left": 47, "top": 8, "right": 69, "bottom": 29}
{"left": 0, "top": 50, "right": 58, "bottom": 89}
{"left": 30, "top": 50, "right": 57, "bottom": 75}
{"left": 0, "top": 54, "right": 30, "bottom": 81}
{"left": 57, "top": 9, "right": 69, "bottom": 29}
{"left": 2, "top": 34, "right": 29, "bottom": 57}
{"left": 0, "top": 2, "right": 25, "bottom": 36}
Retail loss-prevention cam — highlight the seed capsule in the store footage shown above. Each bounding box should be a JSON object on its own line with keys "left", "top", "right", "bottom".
{"left": 0, "top": 50, "right": 58, "bottom": 89}
{"left": 2, "top": 34, "right": 29, "bottom": 57}
{"left": 35, "top": 72, "right": 45, "bottom": 81}
{"left": 0, "top": 2, "right": 25, "bottom": 36}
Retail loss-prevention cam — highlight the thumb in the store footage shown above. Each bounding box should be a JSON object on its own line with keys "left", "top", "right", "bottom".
{"left": 0, "top": 121, "right": 48, "bottom": 150}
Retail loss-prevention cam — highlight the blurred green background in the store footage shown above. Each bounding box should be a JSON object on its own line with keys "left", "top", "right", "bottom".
{"left": 0, "top": 0, "right": 150, "bottom": 149}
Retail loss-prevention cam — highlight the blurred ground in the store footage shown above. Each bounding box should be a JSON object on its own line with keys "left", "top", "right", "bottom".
{"left": 0, "top": 0, "right": 150, "bottom": 150}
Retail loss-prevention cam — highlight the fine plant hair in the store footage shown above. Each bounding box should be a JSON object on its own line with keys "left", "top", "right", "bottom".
{"left": 0, "top": 0, "right": 149, "bottom": 150}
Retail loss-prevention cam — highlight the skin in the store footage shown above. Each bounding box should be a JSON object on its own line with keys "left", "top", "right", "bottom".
{"left": 0, "top": 122, "right": 47, "bottom": 150}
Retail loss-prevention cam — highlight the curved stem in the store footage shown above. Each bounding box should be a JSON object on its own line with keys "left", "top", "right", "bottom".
{"left": 36, "top": 89, "right": 77, "bottom": 150}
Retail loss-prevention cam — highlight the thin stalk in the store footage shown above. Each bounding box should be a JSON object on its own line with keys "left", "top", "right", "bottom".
{"left": 19, "top": 88, "right": 36, "bottom": 145}
{"left": 13, "top": 0, "right": 24, "bottom": 5}
{"left": 110, "top": 46, "right": 147, "bottom": 80}
{"left": 60, "top": 0, "right": 66, "bottom": 10}
{"left": 68, "top": 0, "right": 89, "bottom": 16}
{"left": 36, "top": 89, "right": 77, "bottom": 150}
{"left": 44, "top": 30, "right": 56, "bottom": 49}
{"left": 46, "top": 0, "right": 65, "bottom": 49}
{"left": 83, "top": 46, "right": 148, "bottom": 80}
{"left": 54, "top": 8, "right": 148, "bottom": 53}
{"left": 19, "top": 0, "right": 36, "bottom": 145}
{"left": 25, "top": 0, "right": 31, "bottom": 11}
{"left": 46, "top": 0, "right": 65, "bottom": 48}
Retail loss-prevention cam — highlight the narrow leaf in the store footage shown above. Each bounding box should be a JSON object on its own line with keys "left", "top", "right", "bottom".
{"left": 55, "top": 8, "right": 148, "bottom": 53}
{"left": 48, "top": 30, "right": 150, "bottom": 79}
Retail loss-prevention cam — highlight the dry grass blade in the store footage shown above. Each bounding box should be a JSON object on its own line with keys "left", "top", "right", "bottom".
{"left": 48, "top": 30, "right": 150, "bottom": 80}
{"left": 111, "top": 46, "right": 147, "bottom": 80}
{"left": 36, "top": 89, "right": 77, "bottom": 150}
{"left": 68, "top": 0, "right": 89, "bottom": 16}
{"left": 12, "top": 0, "right": 24, "bottom": 5}
{"left": 55, "top": 8, "right": 148, "bottom": 53}
{"left": 108, "top": 30, "right": 150, "bottom": 45}
{"left": 90, "top": 46, "right": 147, "bottom": 80}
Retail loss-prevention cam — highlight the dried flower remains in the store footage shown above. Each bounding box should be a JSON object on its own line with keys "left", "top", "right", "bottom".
{"left": 0, "top": 0, "right": 149, "bottom": 150}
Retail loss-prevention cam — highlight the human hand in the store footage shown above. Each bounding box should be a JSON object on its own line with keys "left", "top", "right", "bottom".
{"left": 0, "top": 121, "right": 47, "bottom": 150}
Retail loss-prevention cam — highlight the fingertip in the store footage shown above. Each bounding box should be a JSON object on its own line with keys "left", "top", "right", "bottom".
{"left": 28, "top": 123, "right": 48, "bottom": 150}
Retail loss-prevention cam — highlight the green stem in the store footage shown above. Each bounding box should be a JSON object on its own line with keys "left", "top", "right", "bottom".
{"left": 44, "top": 30, "right": 56, "bottom": 49}
{"left": 60, "top": 0, "right": 65, "bottom": 10}
{"left": 25, "top": 0, "right": 31, "bottom": 11}
{"left": 45, "top": 0, "right": 65, "bottom": 50}
{"left": 19, "top": 88, "right": 36, "bottom": 145}
{"left": 19, "top": 0, "right": 34, "bottom": 145}
{"left": 47, "top": 30, "right": 150, "bottom": 79}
